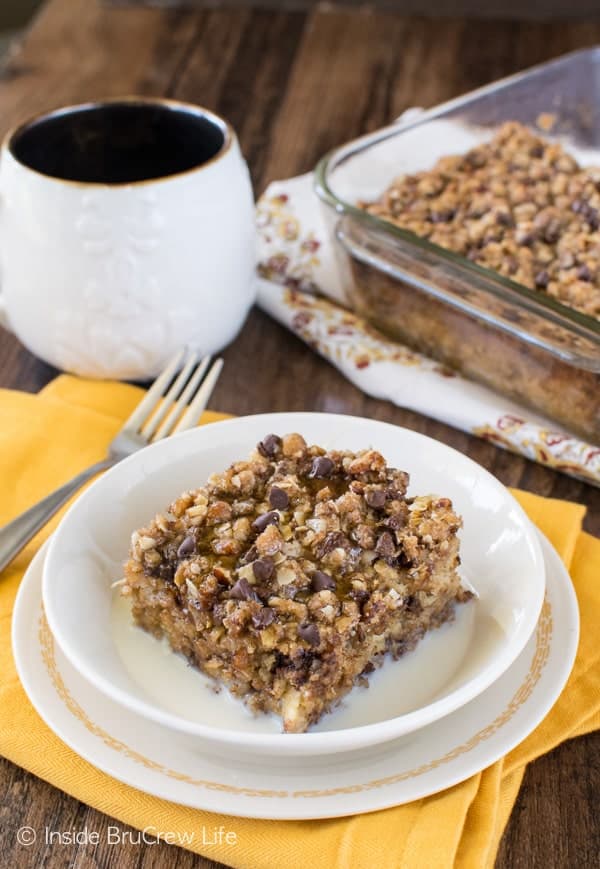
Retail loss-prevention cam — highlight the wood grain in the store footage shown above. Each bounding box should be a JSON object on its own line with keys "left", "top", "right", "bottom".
{"left": 0, "top": 1, "right": 598, "bottom": 867}
{"left": 108, "top": 0, "right": 600, "bottom": 22}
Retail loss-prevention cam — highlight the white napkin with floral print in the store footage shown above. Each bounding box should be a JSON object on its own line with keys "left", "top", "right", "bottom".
{"left": 255, "top": 170, "right": 600, "bottom": 487}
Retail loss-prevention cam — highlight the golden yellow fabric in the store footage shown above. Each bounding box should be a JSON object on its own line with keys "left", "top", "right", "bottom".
{"left": 0, "top": 375, "right": 598, "bottom": 869}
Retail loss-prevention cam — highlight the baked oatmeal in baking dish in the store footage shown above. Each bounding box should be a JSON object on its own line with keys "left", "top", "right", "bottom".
{"left": 121, "top": 433, "right": 471, "bottom": 733}
{"left": 361, "top": 121, "right": 600, "bottom": 318}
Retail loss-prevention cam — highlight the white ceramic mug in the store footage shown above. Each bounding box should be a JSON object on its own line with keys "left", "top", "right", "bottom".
{"left": 0, "top": 98, "right": 256, "bottom": 379}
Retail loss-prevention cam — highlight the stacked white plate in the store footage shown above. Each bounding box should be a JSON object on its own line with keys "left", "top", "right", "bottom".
{"left": 12, "top": 414, "right": 579, "bottom": 819}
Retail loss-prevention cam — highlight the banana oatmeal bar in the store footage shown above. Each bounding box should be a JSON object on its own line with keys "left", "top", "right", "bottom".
{"left": 121, "top": 433, "right": 470, "bottom": 733}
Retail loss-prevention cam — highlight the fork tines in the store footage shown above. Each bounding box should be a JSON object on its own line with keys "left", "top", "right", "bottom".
{"left": 123, "top": 350, "right": 223, "bottom": 442}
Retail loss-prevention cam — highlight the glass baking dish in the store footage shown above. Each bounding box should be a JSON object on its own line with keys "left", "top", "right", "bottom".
{"left": 314, "top": 47, "right": 600, "bottom": 443}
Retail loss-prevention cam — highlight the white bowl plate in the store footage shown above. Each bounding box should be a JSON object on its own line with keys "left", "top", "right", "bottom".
{"left": 42, "top": 413, "right": 545, "bottom": 756}
{"left": 14, "top": 532, "right": 576, "bottom": 819}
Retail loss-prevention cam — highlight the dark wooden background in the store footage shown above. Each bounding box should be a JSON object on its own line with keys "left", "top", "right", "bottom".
{"left": 0, "top": 1, "right": 599, "bottom": 867}
{"left": 109, "top": 0, "right": 600, "bottom": 22}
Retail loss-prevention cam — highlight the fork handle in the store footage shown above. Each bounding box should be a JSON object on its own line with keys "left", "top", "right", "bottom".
{"left": 0, "top": 458, "right": 115, "bottom": 573}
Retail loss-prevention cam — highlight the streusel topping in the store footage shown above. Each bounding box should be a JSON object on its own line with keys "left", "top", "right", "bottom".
{"left": 123, "top": 434, "right": 467, "bottom": 731}
{"left": 362, "top": 121, "right": 600, "bottom": 318}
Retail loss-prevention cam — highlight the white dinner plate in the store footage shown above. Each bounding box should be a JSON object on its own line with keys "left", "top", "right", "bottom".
{"left": 41, "top": 414, "right": 546, "bottom": 755}
{"left": 12, "top": 531, "right": 577, "bottom": 820}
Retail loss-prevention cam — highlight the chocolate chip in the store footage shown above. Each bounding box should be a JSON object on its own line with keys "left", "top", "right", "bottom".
{"left": 350, "top": 587, "right": 370, "bottom": 608}
{"left": 298, "top": 622, "right": 320, "bottom": 646}
{"left": 309, "top": 456, "right": 334, "bottom": 478}
{"left": 252, "top": 607, "right": 275, "bottom": 628}
{"left": 575, "top": 200, "right": 600, "bottom": 228}
{"left": 257, "top": 434, "right": 281, "bottom": 458}
{"left": 384, "top": 511, "right": 407, "bottom": 530}
{"left": 405, "top": 594, "right": 421, "bottom": 613}
{"left": 516, "top": 230, "right": 535, "bottom": 247}
{"left": 529, "top": 144, "right": 544, "bottom": 158}
{"left": 587, "top": 207, "right": 600, "bottom": 230}
{"left": 395, "top": 549, "right": 413, "bottom": 568}
{"left": 365, "top": 489, "right": 386, "bottom": 509}
{"left": 252, "top": 557, "right": 275, "bottom": 582}
{"left": 315, "top": 531, "right": 348, "bottom": 558}
{"left": 311, "top": 570, "right": 335, "bottom": 592}
{"left": 535, "top": 270, "right": 549, "bottom": 289}
{"left": 148, "top": 562, "right": 175, "bottom": 582}
{"left": 375, "top": 531, "right": 395, "bottom": 559}
{"left": 230, "top": 577, "right": 261, "bottom": 602}
{"left": 497, "top": 211, "right": 515, "bottom": 227}
{"left": 177, "top": 535, "right": 196, "bottom": 558}
{"left": 269, "top": 486, "right": 289, "bottom": 510}
{"left": 289, "top": 648, "right": 317, "bottom": 684}
{"left": 252, "top": 511, "right": 280, "bottom": 532}
{"left": 543, "top": 221, "right": 561, "bottom": 244}
{"left": 273, "top": 650, "right": 290, "bottom": 671}
{"left": 577, "top": 264, "right": 592, "bottom": 281}
{"left": 543, "top": 230, "right": 559, "bottom": 245}
{"left": 428, "top": 208, "right": 455, "bottom": 224}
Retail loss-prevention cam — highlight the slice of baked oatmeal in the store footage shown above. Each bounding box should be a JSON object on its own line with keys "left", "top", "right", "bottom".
{"left": 121, "top": 433, "right": 471, "bottom": 733}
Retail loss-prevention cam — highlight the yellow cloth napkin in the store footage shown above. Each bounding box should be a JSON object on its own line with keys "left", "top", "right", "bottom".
{"left": 1, "top": 375, "right": 599, "bottom": 869}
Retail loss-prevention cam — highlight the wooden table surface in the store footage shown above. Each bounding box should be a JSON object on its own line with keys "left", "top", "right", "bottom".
{"left": 1, "top": 2, "right": 599, "bottom": 867}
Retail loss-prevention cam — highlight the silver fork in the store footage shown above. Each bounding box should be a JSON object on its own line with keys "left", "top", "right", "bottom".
{"left": 0, "top": 349, "right": 224, "bottom": 573}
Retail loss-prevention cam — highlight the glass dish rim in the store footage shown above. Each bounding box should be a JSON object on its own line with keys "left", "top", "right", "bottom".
{"left": 313, "top": 45, "right": 600, "bottom": 346}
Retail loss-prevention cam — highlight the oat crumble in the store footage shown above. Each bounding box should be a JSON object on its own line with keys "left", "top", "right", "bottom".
{"left": 122, "top": 433, "right": 470, "bottom": 733}
{"left": 361, "top": 121, "right": 600, "bottom": 318}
